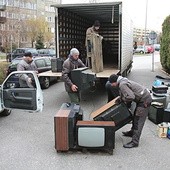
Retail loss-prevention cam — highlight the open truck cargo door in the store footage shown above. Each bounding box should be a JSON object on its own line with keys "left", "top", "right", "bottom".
{"left": 51, "top": 1, "right": 133, "bottom": 78}
{"left": 0, "top": 71, "right": 43, "bottom": 113}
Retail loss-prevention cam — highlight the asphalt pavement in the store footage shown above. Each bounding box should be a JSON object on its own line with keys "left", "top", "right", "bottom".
{"left": 0, "top": 51, "right": 170, "bottom": 170}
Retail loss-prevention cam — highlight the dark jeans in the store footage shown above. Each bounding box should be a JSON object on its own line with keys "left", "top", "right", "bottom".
{"left": 105, "top": 81, "right": 119, "bottom": 102}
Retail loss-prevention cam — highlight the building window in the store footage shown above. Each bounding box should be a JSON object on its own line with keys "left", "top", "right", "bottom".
{"left": 7, "top": 0, "right": 14, "bottom": 6}
{"left": 47, "top": 16, "right": 52, "bottom": 22}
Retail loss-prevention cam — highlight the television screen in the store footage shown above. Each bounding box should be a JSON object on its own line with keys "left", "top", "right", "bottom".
{"left": 78, "top": 127, "right": 105, "bottom": 147}
{"left": 76, "top": 121, "right": 115, "bottom": 154}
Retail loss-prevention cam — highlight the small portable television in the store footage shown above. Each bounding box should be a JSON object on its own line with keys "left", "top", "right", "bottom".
{"left": 76, "top": 121, "right": 115, "bottom": 154}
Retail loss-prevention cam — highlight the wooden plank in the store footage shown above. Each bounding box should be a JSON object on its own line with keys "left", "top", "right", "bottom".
{"left": 38, "top": 71, "right": 62, "bottom": 77}
{"left": 77, "top": 120, "right": 115, "bottom": 127}
{"left": 90, "top": 96, "right": 119, "bottom": 119}
{"left": 38, "top": 67, "right": 119, "bottom": 78}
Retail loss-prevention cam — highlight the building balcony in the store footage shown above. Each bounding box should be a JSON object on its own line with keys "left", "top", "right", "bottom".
{"left": 0, "top": 5, "right": 6, "bottom": 11}
{"left": 0, "top": 17, "right": 7, "bottom": 24}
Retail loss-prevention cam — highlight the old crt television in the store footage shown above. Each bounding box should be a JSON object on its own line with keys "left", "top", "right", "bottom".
{"left": 71, "top": 67, "right": 96, "bottom": 91}
{"left": 93, "top": 102, "right": 132, "bottom": 131}
{"left": 148, "top": 103, "right": 164, "bottom": 124}
{"left": 76, "top": 121, "right": 115, "bottom": 154}
{"left": 54, "top": 103, "right": 83, "bottom": 151}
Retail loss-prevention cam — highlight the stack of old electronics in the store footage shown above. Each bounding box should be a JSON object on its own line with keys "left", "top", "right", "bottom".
{"left": 54, "top": 97, "right": 132, "bottom": 154}
{"left": 148, "top": 76, "right": 170, "bottom": 125}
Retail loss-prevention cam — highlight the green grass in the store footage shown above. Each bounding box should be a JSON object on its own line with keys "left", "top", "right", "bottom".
{"left": 0, "top": 61, "right": 9, "bottom": 84}
{"left": 0, "top": 54, "right": 6, "bottom": 60}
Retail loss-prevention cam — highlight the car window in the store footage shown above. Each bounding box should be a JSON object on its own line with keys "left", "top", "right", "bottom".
{"left": 38, "top": 50, "right": 45, "bottom": 54}
{"left": 11, "top": 59, "right": 21, "bottom": 65}
{"left": 138, "top": 46, "right": 142, "bottom": 49}
{"left": 49, "top": 49, "right": 55, "bottom": 55}
{"left": 44, "top": 58, "right": 51, "bottom": 66}
{"left": 27, "top": 49, "right": 38, "bottom": 54}
{"left": 34, "top": 59, "right": 46, "bottom": 68}
{"left": 15, "top": 49, "right": 21, "bottom": 53}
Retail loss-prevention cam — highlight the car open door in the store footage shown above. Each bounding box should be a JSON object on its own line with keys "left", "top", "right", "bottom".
{"left": 1, "top": 71, "right": 43, "bottom": 112}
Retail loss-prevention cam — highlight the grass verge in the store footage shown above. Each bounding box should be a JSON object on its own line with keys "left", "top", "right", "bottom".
{"left": 0, "top": 61, "right": 9, "bottom": 84}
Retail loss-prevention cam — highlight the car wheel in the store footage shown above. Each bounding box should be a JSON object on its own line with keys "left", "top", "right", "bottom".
{"left": 0, "top": 109, "right": 11, "bottom": 117}
{"left": 41, "top": 77, "right": 50, "bottom": 89}
{"left": 140, "top": 51, "right": 144, "bottom": 54}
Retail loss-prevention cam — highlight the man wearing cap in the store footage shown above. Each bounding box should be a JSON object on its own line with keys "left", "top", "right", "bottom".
{"left": 62, "top": 48, "right": 85, "bottom": 103}
{"left": 108, "top": 74, "right": 152, "bottom": 148}
{"left": 17, "top": 52, "right": 38, "bottom": 87}
{"left": 86, "top": 20, "right": 101, "bottom": 36}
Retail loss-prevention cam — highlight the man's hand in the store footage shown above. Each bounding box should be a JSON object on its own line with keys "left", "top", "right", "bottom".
{"left": 115, "top": 96, "right": 121, "bottom": 104}
{"left": 27, "top": 77, "right": 32, "bottom": 83}
{"left": 125, "top": 101, "right": 132, "bottom": 108}
{"left": 71, "top": 84, "right": 78, "bottom": 92}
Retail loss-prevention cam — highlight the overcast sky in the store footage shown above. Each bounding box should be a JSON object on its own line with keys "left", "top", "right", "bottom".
{"left": 61, "top": 0, "right": 170, "bottom": 32}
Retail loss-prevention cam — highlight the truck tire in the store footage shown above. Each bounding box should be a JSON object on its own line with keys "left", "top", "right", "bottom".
{"left": 0, "top": 109, "right": 11, "bottom": 117}
{"left": 41, "top": 77, "right": 50, "bottom": 89}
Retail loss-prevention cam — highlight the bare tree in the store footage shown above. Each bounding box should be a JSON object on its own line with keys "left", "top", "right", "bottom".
{"left": 25, "top": 17, "right": 52, "bottom": 48}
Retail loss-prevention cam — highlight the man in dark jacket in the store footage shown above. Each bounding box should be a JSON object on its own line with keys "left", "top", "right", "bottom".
{"left": 62, "top": 48, "right": 85, "bottom": 103}
{"left": 17, "top": 52, "right": 37, "bottom": 87}
{"left": 108, "top": 74, "right": 152, "bottom": 148}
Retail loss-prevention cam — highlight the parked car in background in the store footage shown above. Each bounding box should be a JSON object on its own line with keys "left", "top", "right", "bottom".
{"left": 6, "top": 57, "right": 57, "bottom": 89}
{"left": 7, "top": 48, "right": 39, "bottom": 62}
{"left": 134, "top": 45, "right": 148, "bottom": 54}
{"left": 146, "top": 45, "right": 154, "bottom": 53}
{"left": 37, "top": 49, "right": 56, "bottom": 58}
{"left": 154, "top": 44, "right": 160, "bottom": 51}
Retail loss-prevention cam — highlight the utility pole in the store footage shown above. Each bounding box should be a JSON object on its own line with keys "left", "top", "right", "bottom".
{"left": 144, "top": 0, "right": 148, "bottom": 54}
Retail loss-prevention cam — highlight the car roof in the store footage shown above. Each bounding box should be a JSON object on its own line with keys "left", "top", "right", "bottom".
{"left": 11, "top": 56, "right": 51, "bottom": 63}
{"left": 16, "top": 47, "right": 36, "bottom": 49}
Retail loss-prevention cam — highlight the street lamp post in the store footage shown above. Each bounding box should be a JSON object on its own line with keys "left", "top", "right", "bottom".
{"left": 10, "top": 35, "right": 13, "bottom": 61}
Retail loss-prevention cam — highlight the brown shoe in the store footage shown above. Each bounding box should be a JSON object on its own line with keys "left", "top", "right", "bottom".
{"left": 122, "top": 130, "right": 133, "bottom": 137}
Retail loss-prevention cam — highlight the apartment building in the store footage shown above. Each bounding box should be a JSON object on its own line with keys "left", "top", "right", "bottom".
{"left": 0, "top": 0, "right": 6, "bottom": 50}
{"left": 0, "top": 0, "right": 60, "bottom": 51}
{"left": 133, "top": 27, "right": 161, "bottom": 45}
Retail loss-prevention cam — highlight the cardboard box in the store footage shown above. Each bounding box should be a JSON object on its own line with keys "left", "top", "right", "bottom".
{"left": 157, "top": 122, "right": 169, "bottom": 138}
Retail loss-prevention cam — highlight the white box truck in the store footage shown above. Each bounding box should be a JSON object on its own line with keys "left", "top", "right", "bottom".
{"left": 39, "top": 2, "right": 133, "bottom": 79}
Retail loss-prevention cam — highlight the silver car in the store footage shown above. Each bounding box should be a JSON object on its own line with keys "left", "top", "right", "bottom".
{"left": 134, "top": 45, "right": 148, "bottom": 54}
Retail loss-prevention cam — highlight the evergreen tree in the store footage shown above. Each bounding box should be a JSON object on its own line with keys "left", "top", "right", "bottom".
{"left": 160, "top": 15, "right": 170, "bottom": 73}
{"left": 35, "top": 33, "right": 44, "bottom": 49}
